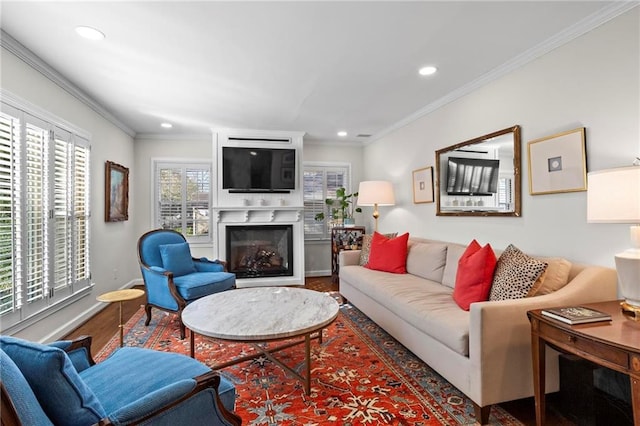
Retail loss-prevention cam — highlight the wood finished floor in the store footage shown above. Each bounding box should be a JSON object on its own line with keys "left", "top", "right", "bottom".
{"left": 64, "top": 276, "right": 574, "bottom": 426}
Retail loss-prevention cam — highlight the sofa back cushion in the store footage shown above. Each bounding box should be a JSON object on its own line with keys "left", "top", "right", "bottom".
{"left": 0, "top": 336, "right": 106, "bottom": 426}
{"left": 406, "top": 241, "right": 448, "bottom": 282}
{"left": 441, "top": 243, "right": 467, "bottom": 289}
{"left": 1, "top": 349, "right": 53, "bottom": 425}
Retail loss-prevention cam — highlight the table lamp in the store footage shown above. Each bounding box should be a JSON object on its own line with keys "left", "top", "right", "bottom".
{"left": 357, "top": 181, "right": 395, "bottom": 232}
{"left": 587, "top": 164, "right": 640, "bottom": 314}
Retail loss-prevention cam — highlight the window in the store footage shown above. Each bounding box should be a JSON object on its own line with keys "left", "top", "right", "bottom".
{"left": 303, "top": 163, "right": 350, "bottom": 240}
{"left": 154, "top": 161, "right": 211, "bottom": 242}
{"left": 0, "top": 101, "right": 91, "bottom": 329}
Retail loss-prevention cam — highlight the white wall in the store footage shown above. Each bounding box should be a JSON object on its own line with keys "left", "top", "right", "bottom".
{"left": 303, "top": 141, "right": 364, "bottom": 276}
{"left": 1, "top": 47, "right": 138, "bottom": 341}
{"left": 133, "top": 135, "right": 214, "bottom": 258}
{"left": 364, "top": 9, "right": 639, "bottom": 273}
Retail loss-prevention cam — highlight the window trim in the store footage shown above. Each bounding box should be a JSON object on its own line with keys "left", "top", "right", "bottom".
{"left": 151, "top": 158, "right": 213, "bottom": 244}
{"left": 303, "top": 161, "right": 352, "bottom": 241}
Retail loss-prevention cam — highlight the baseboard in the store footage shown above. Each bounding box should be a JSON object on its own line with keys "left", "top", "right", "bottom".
{"left": 305, "top": 270, "right": 331, "bottom": 277}
{"left": 42, "top": 279, "right": 140, "bottom": 343}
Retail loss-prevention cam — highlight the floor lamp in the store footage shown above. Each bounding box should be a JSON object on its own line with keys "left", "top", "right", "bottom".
{"left": 587, "top": 164, "right": 640, "bottom": 315}
{"left": 357, "top": 181, "right": 396, "bottom": 232}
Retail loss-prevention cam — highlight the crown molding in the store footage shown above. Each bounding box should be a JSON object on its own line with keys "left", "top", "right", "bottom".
{"left": 1, "top": 30, "right": 136, "bottom": 138}
{"left": 368, "top": 1, "right": 639, "bottom": 145}
{"left": 134, "top": 132, "right": 210, "bottom": 142}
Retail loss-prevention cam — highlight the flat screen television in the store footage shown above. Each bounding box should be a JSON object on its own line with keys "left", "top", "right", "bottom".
{"left": 222, "top": 147, "right": 296, "bottom": 192}
{"left": 446, "top": 157, "right": 500, "bottom": 196}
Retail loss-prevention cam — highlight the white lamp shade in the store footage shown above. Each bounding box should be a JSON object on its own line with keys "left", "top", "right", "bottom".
{"left": 357, "top": 181, "right": 395, "bottom": 206}
{"left": 587, "top": 166, "right": 640, "bottom": 223}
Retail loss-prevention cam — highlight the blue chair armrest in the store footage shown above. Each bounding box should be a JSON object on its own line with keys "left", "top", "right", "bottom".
{"left": 194, "top": 258, "right": 226, "bottom": 273}
{"left": 107, "top": 379, "right": 196, "bottom": 424}
{"left": 107, "top": 372, "right": 241, "bottom": 426}
{"left": 48, "top": 335, "right": 94, "bottom": 372}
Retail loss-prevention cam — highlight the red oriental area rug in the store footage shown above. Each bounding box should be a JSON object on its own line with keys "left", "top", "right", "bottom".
{"left": 96, "top": 303, "right": 522, "bottom": 425}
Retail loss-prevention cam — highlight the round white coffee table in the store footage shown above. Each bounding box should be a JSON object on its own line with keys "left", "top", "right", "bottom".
{"left": 182, "top": 287, "right": 339, "bottom": 394}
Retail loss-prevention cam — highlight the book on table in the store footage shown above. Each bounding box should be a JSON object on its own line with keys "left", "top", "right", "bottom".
{"left": 541, "top": 306, "right": 612, "bottom": 325}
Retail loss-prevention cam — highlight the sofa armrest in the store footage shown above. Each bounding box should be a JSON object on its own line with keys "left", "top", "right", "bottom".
{"left": 339, "top": 250, "right": 361, "bottom": 267}
{"left": 468, "top": 265, "right": 617, "bottom": 406}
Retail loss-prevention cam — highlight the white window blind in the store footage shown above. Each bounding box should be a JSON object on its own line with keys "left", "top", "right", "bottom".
{"left": 0, "top": 102, "right": 91, "bottom": 327}
{"left": 154, "top": 161, "right": 211, "bottom": 242}
{"left": 303, "top": 164, "right": 349, "bottom": 240}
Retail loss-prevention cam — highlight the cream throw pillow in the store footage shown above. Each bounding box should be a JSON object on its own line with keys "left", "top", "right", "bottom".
{"left": 527, "top": 257, "right": 572, "bottom": 297}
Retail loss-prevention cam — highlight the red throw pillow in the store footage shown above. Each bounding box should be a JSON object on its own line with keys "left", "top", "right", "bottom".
{"left": 453, "top": 239, "right": 497, "bottom": 310}
{"left": 365, "top": 232, "right": 410, "bottom": 274}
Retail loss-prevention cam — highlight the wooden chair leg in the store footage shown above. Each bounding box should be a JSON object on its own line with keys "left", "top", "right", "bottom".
{"left": 473, "top": 403, "right": 491, "bottom": 425}
{"left": 144, "top": 304, "right": 153, "bottom": 326}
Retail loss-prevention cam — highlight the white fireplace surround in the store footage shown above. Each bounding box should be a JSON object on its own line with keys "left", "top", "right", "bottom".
{"left": 211, "top": 128, "right": 306, "bottom": 288}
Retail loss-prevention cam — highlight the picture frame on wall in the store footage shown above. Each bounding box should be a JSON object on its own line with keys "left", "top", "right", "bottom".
{"left": 412, "top": 166, "right": 434, "bottom": 203}
{"left": 105, "top": 161, "right": 129, "bottom": 222}
{"left": 527, "top": 127, "right": 587, "bottom": 195}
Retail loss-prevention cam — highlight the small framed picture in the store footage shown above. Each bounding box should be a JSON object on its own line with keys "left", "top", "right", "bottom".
{"left": 105, "top": 161, "right": 129, "bottom": 222}
{"left": 527, "top": 128, "right": 587, "bottom": 195}
{"left": 412, "top": 166, "right": 434, "bottom": 204}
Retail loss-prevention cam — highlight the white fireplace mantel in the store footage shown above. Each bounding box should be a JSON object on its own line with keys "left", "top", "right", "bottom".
{"left": 213, "top": 206, "right": 303, "bottom": 224}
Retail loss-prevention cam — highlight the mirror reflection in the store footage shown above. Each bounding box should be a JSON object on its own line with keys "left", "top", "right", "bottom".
{"left": 435, "top": 125, "right": 521, "bottom": 217}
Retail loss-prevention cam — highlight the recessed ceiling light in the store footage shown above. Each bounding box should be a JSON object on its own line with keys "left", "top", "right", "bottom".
{"left": 337, "top": 131, "right": 348, "bottom": 137}
{"left": 160, "top": 122, "right": 173, "bottom": 129}
{"left": 75, "top": 26, "right": 105, "bottom": 41}
{"left": 419, "top": 66, "right": 438, "bottom": 76}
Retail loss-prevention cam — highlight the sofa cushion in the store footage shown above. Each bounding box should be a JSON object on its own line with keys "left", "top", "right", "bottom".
{"left": 406, "top": 241, "right": 448, "bottom": 283}
{"left": 0, "top": 336, "right": 106, "bottom": 426}
{"left": 159, "top": 242, "right": 197, "bottom": 277}
{"left": 527, "top": 257, "right": 573, "bottom": 297}
{"left": 441, "top": 243, "right": 467, "bottom": 289}
{"left": 453, "top": 240, "right": 497, "bottom": 310}
{"left": 489, "top": 244, "right": 548, "bottom": 301}
{"left": 359, "top": 232, "right": 397, "bottom": 265}
{"left": 365, "top": 232, "right": 409, "bottom": 274}
{"left": 340, "top": 265, "right": 470, "bottom": 356}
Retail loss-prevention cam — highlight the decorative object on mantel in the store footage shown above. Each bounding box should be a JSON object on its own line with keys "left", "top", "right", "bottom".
{"left": 587, "top": 162, "right": 640, "bottom": 315}
{"left": 528, "top": 127, "right": 587, "bottom": 195}
{"left": 412, "top": 166, "right": 434, "bottom": 204}
{"left": 105, "top": 160, "right": 129, "bottom": 222}
{"left": 357, "top": 181, "right": 396, "bottom": 232}
{"left": 314, "top": 187, "right": 361, "bottom": 226}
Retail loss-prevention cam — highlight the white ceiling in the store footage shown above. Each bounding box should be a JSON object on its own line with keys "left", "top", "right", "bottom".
{"left": 0, "top": 1, "right": 625, "bottom": 143}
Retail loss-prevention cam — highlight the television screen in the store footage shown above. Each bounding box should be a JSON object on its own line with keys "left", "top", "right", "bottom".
{"left": 222, "top": 147, "right": 296, "bottom": 192}
{"left": 446, "top": 157, "right": 499, "bottom": 196}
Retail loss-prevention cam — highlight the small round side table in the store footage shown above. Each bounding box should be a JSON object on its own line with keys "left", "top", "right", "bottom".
{"left": 97, "top": 289, "right": 145, "bottom": 347}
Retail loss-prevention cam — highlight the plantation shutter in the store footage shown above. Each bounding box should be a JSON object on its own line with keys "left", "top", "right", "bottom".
{"left": 73, "top": 141, "right": 90, "bottom": 284}
{"left": 303, "top": 164, "right": 349, "bottom": 240}
{"left": 155, "top": 162, "right": 211, "bottom": 242}
{"left": 0, "top": 113, "right": 19, "bottom": 314}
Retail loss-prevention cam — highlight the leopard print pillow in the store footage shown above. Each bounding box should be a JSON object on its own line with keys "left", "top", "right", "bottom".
{"left": 489, "top": 244, "right": 548, "bottom": 301}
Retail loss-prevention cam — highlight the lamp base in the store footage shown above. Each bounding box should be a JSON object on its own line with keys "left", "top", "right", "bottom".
{"left": 615, "top": 249, "right": 640, "bottom": 317}
{"left": 620, "top": 301, "right": 640, "bottom": 320}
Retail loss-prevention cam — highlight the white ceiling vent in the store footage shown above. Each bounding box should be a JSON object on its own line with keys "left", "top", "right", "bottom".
{"left": 228, "top": 136, "right": 292, "bottom": 145}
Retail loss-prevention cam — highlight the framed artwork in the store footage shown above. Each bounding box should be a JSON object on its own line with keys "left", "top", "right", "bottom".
{"left": 105, "top": 161, "right": 129, "bottom": 222}
{"left": 412, "top": 166, "right": 434, "bottom": 203}
{"left": 527, "top": 128, "right": 587, "bottom": 195}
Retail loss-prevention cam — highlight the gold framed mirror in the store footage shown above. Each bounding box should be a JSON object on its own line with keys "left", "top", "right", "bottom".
{"left": 435, "top": 125, "right": 521, "bottom": 217}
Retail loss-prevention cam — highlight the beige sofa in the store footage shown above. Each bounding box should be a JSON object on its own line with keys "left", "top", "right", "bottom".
{"left": 339, "top": 237, "right": 617, "bottom": 424}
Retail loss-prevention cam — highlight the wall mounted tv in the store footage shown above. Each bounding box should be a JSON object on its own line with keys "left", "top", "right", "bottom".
{"left": 446, "top": 157, "right": 500, "bottom": 196}
{"left": 222, "top": 147, "right": 296, "bottom": 193}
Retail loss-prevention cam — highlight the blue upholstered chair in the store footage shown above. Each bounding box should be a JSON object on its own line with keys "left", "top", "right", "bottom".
{"left": 0, "top": 335, "right": 240, "bottom": 426}
{"left": 137, "top": 229, "right": 236, "bottom": 339}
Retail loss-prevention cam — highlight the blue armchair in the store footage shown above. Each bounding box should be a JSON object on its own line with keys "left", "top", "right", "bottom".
{"left": 0, "top": 335, "right": 240, "bottom": 425}
{"left": 137, "top": 229, "right": 236, "bottom": 339}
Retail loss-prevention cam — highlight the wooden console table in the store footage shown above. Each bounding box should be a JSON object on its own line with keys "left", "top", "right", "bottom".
{"left": 528, "top": 300, "right": 640, "bottom": 426}
{"left": 330, "top": 226, "right": 365, "bottom": 284}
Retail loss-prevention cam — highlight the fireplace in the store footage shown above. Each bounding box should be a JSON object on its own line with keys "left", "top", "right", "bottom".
{"left": 226, "top": 225, "right": 294, "bottom": 279}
